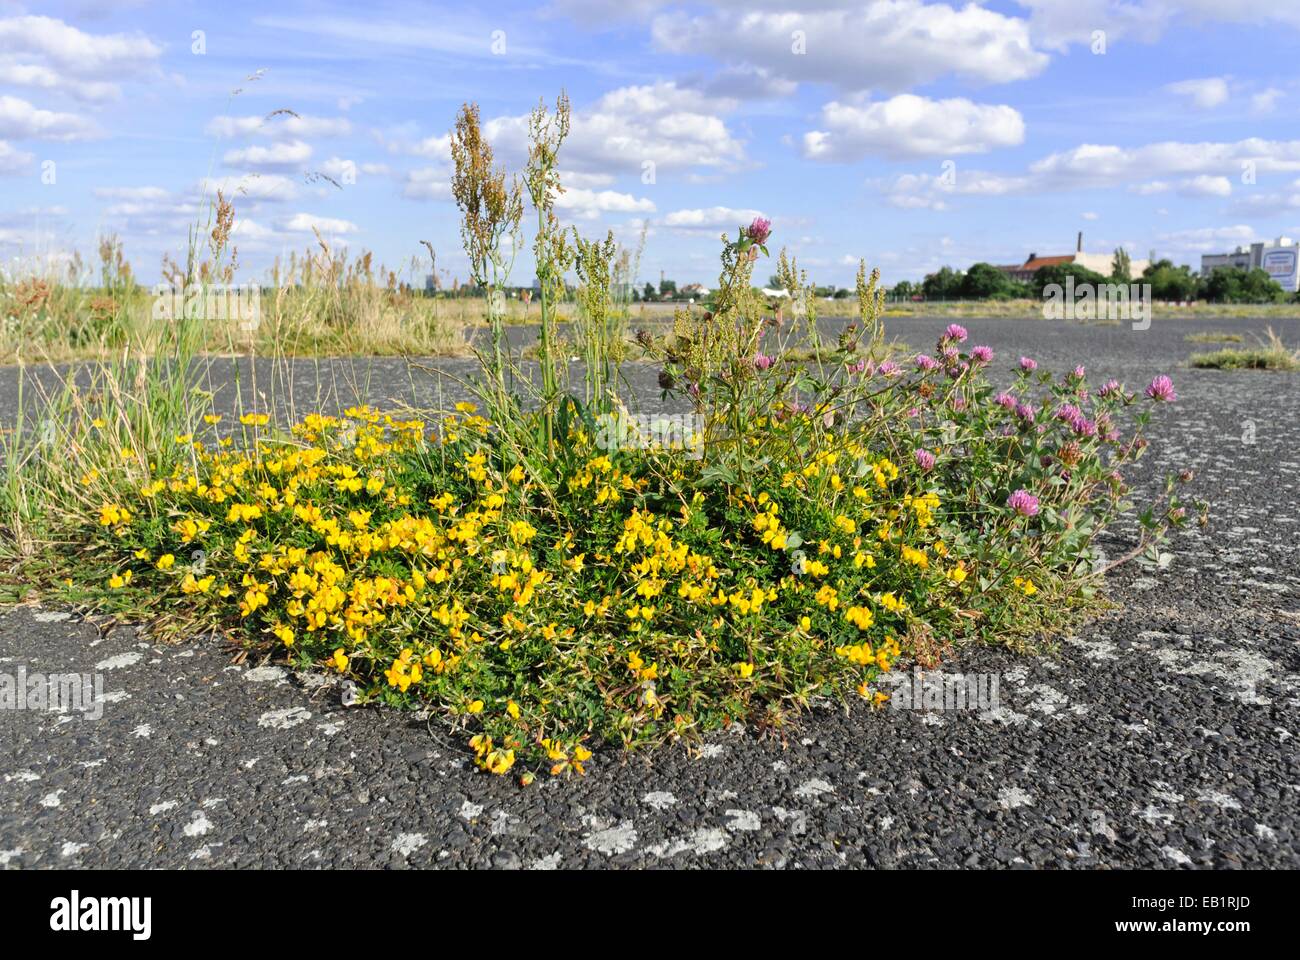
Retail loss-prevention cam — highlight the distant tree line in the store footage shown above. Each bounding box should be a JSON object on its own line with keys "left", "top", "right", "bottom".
{"left": 908, "top": 250, "right": 1295, "bottom": 304}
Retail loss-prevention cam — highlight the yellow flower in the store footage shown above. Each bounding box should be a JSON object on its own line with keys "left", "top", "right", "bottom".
{"left": 506, "top": 700, "right": 521, "bottom": 719}
{"left": 735, "top": 662, "right": 754, "bottom": 678}
{"left": 107, "top": 570, "right": 132, "bottom": 589}
{"left": 329, "top": 649, "right": 349, "bottom": 672}
{"left": 156, "top": 554, "right": 175, "bottom": 570}
{"left": 467, "top": 699, "right": 484, "bottom": 714}
{"left": 845, "top": 605, "right": 875, "bottom": 631}
{"left": 484, "top": 749, "right": 515, "bottom": 775}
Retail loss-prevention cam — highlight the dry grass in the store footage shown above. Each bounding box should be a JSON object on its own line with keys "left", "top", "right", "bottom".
{"left": 1189, "top": 327, "right": 1300, "bottom": 370}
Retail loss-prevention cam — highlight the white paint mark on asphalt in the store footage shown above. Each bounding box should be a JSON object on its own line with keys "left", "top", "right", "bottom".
{"left": 60, "top": 842, "right": 87, "bottom": 857}
{"left": 1137, "top": 806, "right": 1175, "bottom": 825}
{"left": 189, "top": 845, "right": 220, "bottom": 861}
{"left": 258, "top": 706, "right": 311, "bottom": 729}
{"left": 183, "top": 812, "right": 213, "bottom": 837}
{"left": 648, "top": 827, "right": 729, "bottom": 858}
{"left": 94, "top": 652, "right": 142, "bottom": 671}
{"left": 101, "top": 690, "right": 130, "bottom": 703}
{"left": 39, "top": 790, "right": 63, "bottom": 808}
{"left": 793, "top": 779, "right": 833, "bottom": 800}
{"left": 4, "top": 770, "right": 40, "bottom": 783}
{"left": 725, "top": 809, "right": 761, "bottom": 831}
{"left": 391, "top": 833, "right": 427, "bottom": 855}
{"left": 642, "top": 791, "right": 677, "bottom": 810}
{"left": 1064, "top": 636, "right": 1119, "bottom": 661}
{"left": 583, "top": 820, "right": 637, "bottom": 855}
{"left": 698, "top": 744, "right": 725, "bottom": 758}
{"left": 282, "top": 775, "right": 308, "bottom": 785}
{"left": 149, "top": 801, "right": 178, "bottom": 815}
{"left": 0, "top": 849, "right": 21, "bottom": 866}
{"left": 531, "top": 852, "right": 563, "bottom": 870}
{"left": 34, "top": 611, "right": 70, "bottom": 623}
{"left": 132, "top": 724, "right": 152, "bottom": 738}
{"left": 245, "top": 665, "right": 288, "bottom": 684}
{"left": 317, "top": 720, "right": 345, "bottom": 736}
{"left": 998, "top": 787, "right": 1034, "bottom": 810}
{"left": 78, "top": 759, "right": 106, "bottom": 769}
{"left": 459, "top": 800, "right": 484, "bottom": 821}
{"left": 1255, "top": 823, "right": 1277, "bottom": 841}
{"left": 303, "top": 819, "right": 328, "bottom": 833}
{"left": 772, "top": 807, "right": 808, "bottom": 835}
{"left": 1162, "top": 846, "right": 1193, "bottom": 866}
{"left": 1197, "top": 790, "right": 1243, "bottom": 810}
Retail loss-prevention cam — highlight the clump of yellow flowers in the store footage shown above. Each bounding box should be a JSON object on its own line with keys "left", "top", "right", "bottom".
{"left": 67, "top": 400, "right": 1048, "bottom": 778}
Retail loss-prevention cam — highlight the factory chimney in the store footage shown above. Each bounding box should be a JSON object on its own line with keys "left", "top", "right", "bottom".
{"left": 1076, "top": 231, "right": 1083, "bottom": 253}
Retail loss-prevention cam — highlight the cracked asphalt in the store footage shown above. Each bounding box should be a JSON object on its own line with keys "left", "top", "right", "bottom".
{"left": 2, "top": 313, "right": 1298, "bottom": 868}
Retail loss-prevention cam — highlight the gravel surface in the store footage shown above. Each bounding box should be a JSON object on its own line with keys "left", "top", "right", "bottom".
{"left": 1, "top": 314, "right": 1298, "bottom": 868}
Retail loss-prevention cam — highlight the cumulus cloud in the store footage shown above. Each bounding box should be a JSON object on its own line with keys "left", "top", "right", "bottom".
{"left": 1165, "top": 77, "right": 1230, "bottom": 109}
{"left": 803, "top": 95, "right": 1025, "bottom": 162}
{"left": 883, "top": 138, "right": 1300, "bottom": 207}
{"left": 553, "top": 187, "right": 655, "bottom": 219}
{"left": 402, "top": 167, "right": 451, "bottom": 200}
{"left": 392, "top": 82, "right": 746, "bottom": 179}
{"left": 662, "top": 206, "right": 765, "bottom": 233}
{"left": 0, "top": 140, "right": 34, "bottom": 175}
{"left": 0, "top": 15, "right": 161, "bottom": 101}
{"left": 0, "top": 95, "right": 96, "bottom": 141}
{"left": 222, "top": 140, "right": 313, "bottom": 171}
{"left": 281, "top": 213, "right": 358, "bottom": 235}
{"left": 652, "top": 1, "right": 1048, "bottom": 92}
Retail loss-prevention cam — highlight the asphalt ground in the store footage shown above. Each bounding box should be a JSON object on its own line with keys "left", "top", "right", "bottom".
{"left": 1, "top": 313, "right": 1297, "bottom": 868}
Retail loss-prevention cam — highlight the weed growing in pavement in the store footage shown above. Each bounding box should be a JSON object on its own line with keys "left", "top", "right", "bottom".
{"left": 0, "top": 93, "right": 1189, "bottom": 779}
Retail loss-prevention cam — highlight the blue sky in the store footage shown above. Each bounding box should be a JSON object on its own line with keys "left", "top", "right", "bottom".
{"left": 3, "top": 0, "right": 1300, "bottom": 287}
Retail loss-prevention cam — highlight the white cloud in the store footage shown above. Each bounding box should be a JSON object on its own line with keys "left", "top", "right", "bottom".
{"left": 803, "top": 95, "right": 1025, "bottom": 161}
{"left": 1252, "top": 88, "right": 1284, "bottom": 114}
{"left": 0, "top": 95, "right": 96, "bottom": 141}
{"left": 1178, "top": 174, "right": 1232, "bottom": 197}
{"left": 0, "top": 15, "right": 161, "bottom": 101}
{"left": 883, "top": 138, "right": 1300, "bottom": 206}
{"left": 222, "top": 140, "right": 313, "bottom": 171}
{"left": 1155, "top": 224, "right": 1258, "bottom": 256}
{"left": 0, "top": 140, "right": 34, "bottom": 175}
{"left": 553, "top": 187, "right": 655, "bottom": 219}
{"left": 206, "top": 114, "right": 353, "bottom": 140}
{"left": 1081, "top": 211, "right": 1098, "bottom": 220}
{"left": 1165, "top": 77, "right": 1229, "bottom": 109}
{"left": 393, "top": 82, "right": 746, "bottom": 177}
{"left": 281, "top": 213, "right": 358, "bottom": 235}
{"left": 1015, "top": 1, "right": 1300, "bottom": 51}
{"left": 652, "top": 1, "right": 1048, "bottom": 92}
{"left": 662, "top": 206, "right": 764, "bottom": 233}
{"left": 402, "top": 167, "right": 451, "bottom": 200}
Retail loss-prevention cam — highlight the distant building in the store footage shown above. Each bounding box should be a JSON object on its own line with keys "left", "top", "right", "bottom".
{"left": 995, "top": 233, "right": 1149, "bottom": 283}
{"left": 680, "top": 282, "right": 710, "bottom": 299}
{"left": 1201, "top": 237, "right": 1299, "bottom": 291}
